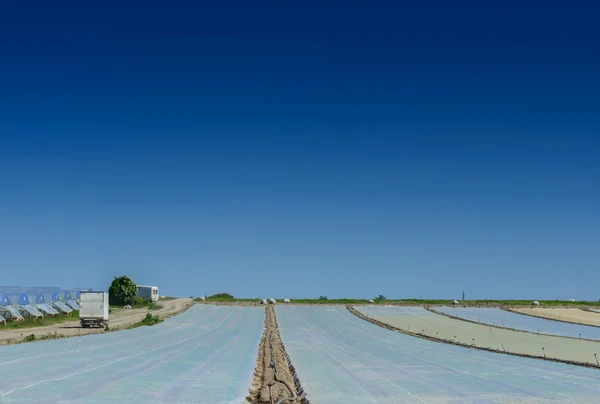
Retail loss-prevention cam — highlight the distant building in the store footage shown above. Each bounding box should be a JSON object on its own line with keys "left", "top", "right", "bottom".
{"left": 137, "top": 285, "right": 159, "bottom": 302}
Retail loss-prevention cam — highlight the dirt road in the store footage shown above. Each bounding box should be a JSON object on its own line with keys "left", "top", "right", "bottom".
{"left": 0, "top": 298, "right": 194, "bottom": 345}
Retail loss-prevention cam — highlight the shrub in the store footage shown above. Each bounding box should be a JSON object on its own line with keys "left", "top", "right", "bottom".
{"left": 23, "top": 334, "right": 36, "bottom": 342}
{"left": 207, "top": 293, "right": 234, "bottom": 301}
{"left": 140, "top": 313, "right": 163, "bottom": 326}
{"left": 108, "top": 276, "right": 137, "bottom": 306}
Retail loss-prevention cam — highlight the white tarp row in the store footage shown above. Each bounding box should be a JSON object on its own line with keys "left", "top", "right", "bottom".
{"left": 37, "top": 303, "right": 59, "bottom": 316}
{"left": 436, "top": 306, "right": 600, "bottom": 340}
{"left": 1, "top": 306, "right": 24, "bottom": 321}
{"left": 356, "top": 306, "right": 600, "bottom": 364}
{"left": 52, "top": 300, "right": 72, "bottom": 314}
{"left": 0, "top": 305, "right": 264, "bottom": 403}
{"left": 20, "top": 305, "right": 44, "bottom": 318}
{"left": 66, "top": 299, "right": 80, "bottom": 310}
{"left": 276, "top": 305, "right": 600, "bottom": 404}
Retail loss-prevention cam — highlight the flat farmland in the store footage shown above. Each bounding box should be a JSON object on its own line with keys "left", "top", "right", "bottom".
{"left": 511, "top": 308, "right": 600, "bottom": 327}
{"left": 356, "top": 306, "right": 600, "bottom": 365}
{"left": 276, "top": 305, "right": 600, "bottom": 404}
{"left": 0, "top": 305, "right": 263, "bottom": 403}
{"left": 435, "top": 307, "right": 600, "bottom": 340}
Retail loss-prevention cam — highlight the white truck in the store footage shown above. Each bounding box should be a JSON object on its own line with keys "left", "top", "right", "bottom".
{"left": 137, "top": 285, "right": 159, "bottom": 302}
{"left": 79, "top": 291, "right": 109, "bottom": 328}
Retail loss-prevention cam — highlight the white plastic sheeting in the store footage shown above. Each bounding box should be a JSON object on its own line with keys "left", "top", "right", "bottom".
{"left": 436, "top": 306, "right": 600, "bottom": 340}
{"left": 0, "top": 313, "right": 5, "bottom": 323}
{"left": 1, "top": 305, "right": 23, "bottom": 320}
{"left": 52, "top": 300, "right": 72, "bottom": 314}
{"left": 67, "top": 299, "right": 80, "bottom": 310}
{"left": 276, "top": 305, "right": 600, "bottom": 404}
{"left": 356, "top": 306, "right": 600, "bottom": 364}
{"left": 0, "top": 305, "right": 264, "bottom": 403}
{"left": 20, "top": 304, "right": 44, "bottom": 318}
{"left": 37, "top": 303, "right": 59, "bottom": 316}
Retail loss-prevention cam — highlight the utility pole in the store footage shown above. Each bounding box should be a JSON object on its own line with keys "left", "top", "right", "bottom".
{"left": 462, "top": 291, "right": 465, "bottom": 301}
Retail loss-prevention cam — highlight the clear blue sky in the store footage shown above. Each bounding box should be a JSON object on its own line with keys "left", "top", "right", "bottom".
{"left": 0, "top": 1, "right": 598, "bottom": 300}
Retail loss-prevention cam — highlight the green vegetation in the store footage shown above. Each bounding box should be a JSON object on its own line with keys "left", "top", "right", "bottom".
{"left": 1, "top": 312, "right": 78, "bottom": 330}
{"left": 39, "top": 332, "right": 65, "bottom": 341}
{"left": 319, "top": 296, "right": 328, "bottom": 300}
{"left": 20, "top": 332, "right": 67, "bottom": 343}
{"left": 109, "top": 296, "right": 161, "bottom": 310}
{"left": 131, "top": 296, "right": 161, "bottom": 309}
{"left": 206, "top": 293, "right": 235, "bottom": 302}
{"left": 375, "top": 295, "right": 387, "bottom": 302}
{"left": 108, "top": 275, "right": 137, "bottom": 306}
{"left": 129, "top": 313, "right": 163, "bottom": 329}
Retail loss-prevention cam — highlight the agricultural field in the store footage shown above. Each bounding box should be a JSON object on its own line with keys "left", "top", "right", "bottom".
{"left": 435, "top": 307, "right": 600, "bottom": 340}
{"left": 280, "top": 305, "right": 600, "bottom": 402}
{"left": 276, "top": 305, "right": 600, "bottom": 403}
{"left": 0, "top": 305, "right": 263, "bottom": 403}
{"left": 355, "top": 306, "right": 600, "bottom": 365}
{"left": 511, "top": 308, "right": 600, "bottom": 327}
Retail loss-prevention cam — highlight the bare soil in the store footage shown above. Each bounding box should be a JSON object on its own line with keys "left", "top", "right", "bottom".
{"left": 247, "top": 305, "right": 306, "bottom": 404}
{"left": 0, "top": 298, "right": 194, "bottom": 345}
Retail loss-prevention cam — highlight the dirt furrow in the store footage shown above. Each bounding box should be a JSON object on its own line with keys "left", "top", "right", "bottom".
{"left": 247, "top": 305, "right": 307, "bottom": 404}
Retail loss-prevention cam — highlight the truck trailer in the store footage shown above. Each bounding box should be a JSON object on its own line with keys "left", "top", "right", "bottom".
{"left": 137, "top": 285, "right": 159, "bottom": 302}
{"left": 79, "top": 291, "right": 109, "bottom": 328}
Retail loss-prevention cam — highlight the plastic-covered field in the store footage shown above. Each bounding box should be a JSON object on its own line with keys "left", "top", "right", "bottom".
{"left": 511, "top": 308, "right": 600, "bottom": 327}
{"left": 276, "top": 305, "right": 600, "bottom": 403}
{"left": 436, "top": 307, "right": 600, "bottom": 340}
{"left": 356, "top": 306, "right": 600, "bottom": 365}
{"left": 0, "top": 305, "right": 263, "bottom": 403}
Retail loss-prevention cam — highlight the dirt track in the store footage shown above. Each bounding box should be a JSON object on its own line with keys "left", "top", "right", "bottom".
{"left": 0, "top": 298, "right": 194, "bottom": 345}
{"left": 247, "top": 305, "right": 305, "bottom": 404}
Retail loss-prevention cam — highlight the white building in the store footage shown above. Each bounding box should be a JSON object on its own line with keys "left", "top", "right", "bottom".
{"left": 137, "top": 285, "right": 159, "bottom": 302}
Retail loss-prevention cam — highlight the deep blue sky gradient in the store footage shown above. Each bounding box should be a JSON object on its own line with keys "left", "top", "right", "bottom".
{"left": 0, "top": 1, "right": 599, "bottom": 299}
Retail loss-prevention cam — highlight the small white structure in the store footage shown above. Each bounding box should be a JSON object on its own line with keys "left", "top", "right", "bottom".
{"left": 261, "top": 299, "right": 268, "bottom": 305}
{"left": 453, "top": 300, "right": 459, "bottom": 305}
{"left": 137, "top": 285, "right": 159, "bottom": 302}
{"left": 199, "top": 296, "right": 206, "bottom": 301}
{"left": 368, "top": 299, "right": 375, "bottom": 304}
{"left": 532, "top": 300, "right": 540, "bottom": 306}
{"left": 124, "top": 305, "right": 132, "bottom": 310}
{"left": 569, "top": 299, "right": 575, "bottom": 302}
{"left": 283, "top": 298, "right": 291, "bottom": 303}
{"left": 269, "top": 298, "right": 276, "bottom": 304}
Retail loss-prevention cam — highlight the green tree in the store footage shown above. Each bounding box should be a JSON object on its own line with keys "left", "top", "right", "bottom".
{"left": 108, "top": 276, "right": 137, "bottom": 306}
{"left": 375, "top": 294, "right": 387, "bottom": 301}
{"left": 319, "top": 296, "right": 328, "bottom": 300}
